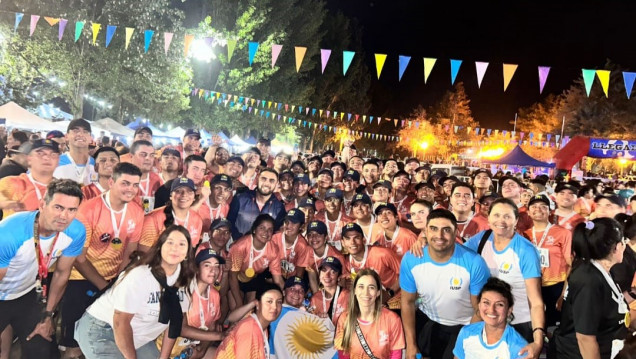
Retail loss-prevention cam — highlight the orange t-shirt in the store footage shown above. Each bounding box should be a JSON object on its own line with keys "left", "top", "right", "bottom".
{"left": 334, "top": 308, "right": 405, "bottom": 358}
{"left": 516, "top": 207, "right": 534, "bottom": 234}
{"left": 456, "top": 214, "right": 490, "bottom": 243}
{"left": 391, "top": 194, "right": 416, "bottom": 227}
{"left": 314, "top": 211, "right": 354, "bottom": 251}
{"left": 523, "top": 225, "right": 572, "bottom": 286}
{"left": 197, "top": 199, "right": 229, "bottom": 234}
{"left": 372, "top": 226, "right": 418, "bottom": 260}
{"left": 309, "top": 287, "right": 350, "bottom": 325}
{"left": 271, "top": 232, "right": 311, "bottom": 278}
{"left": 214, "top": 314, "right": 268, "bottom": 359}
{"left": 229, "top": 235, "right": 282, "bottom": 281}
{"left": 119, "top": 153, "right": 132, "bottom": 163}
{"left": 552, "top": 211, "right": 586, "bottom": 232}
{"left": 71, "top": 195, "right": 145, "bottom": 280}
{"left": 134, "top": 171, "right": 163, "bottom": 208}
{"left": 0, "top": 173, "right": 47, "bottom": 218}
{"left": 574, "top": 197, "right": 595, "bottom": 218}
{"left": 305, "top": 245, "right": 346, "bottom": 274}
{"left": 355, "top": 220, "right": 385, "bottom": 246}
{"left": 344, "top": 246, "right": 401, "bottom": 291}
{"left": 81, "top": 183, "right": 106, "bottom": 201}
{"left": 140, "top": 206, "right": 203, "bottom": 248}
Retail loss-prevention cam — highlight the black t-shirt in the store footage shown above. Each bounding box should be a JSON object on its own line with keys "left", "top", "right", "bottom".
{"left": 555, "top": 261, "right": 628, "bottom": 359}
{"left": 154, "top": 179, "right": 173, "bottom": 209}
{"left": 610, "top": 245, "right": 636, "bottom": 292}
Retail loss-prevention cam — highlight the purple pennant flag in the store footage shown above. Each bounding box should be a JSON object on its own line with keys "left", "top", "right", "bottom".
{"left": 204, "top": 37, "right": 213, "bottom": 47}
{"left": 58, "top": 19, "right": 68, "bottom": 40}
{"left": 538, "top": 66, "right": 551, "bottom": 94}
{"left": 320, "top": 49, "right": 331, "bottom": 74}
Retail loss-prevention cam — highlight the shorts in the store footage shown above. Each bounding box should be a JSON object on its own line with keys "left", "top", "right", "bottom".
{"left": 60, "top": 280, "right": 99, "bottom": 347}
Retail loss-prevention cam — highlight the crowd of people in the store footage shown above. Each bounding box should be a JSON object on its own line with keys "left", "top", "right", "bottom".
{"left": 0, "top": 118, "right": 635, "bottom": 359}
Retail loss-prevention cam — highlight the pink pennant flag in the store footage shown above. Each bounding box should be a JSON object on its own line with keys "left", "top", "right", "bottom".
{"left": 538, "top": 66, "right": 550, "bottom": 94}
{"left": 271, "top": 44, "right": 282, "bottom": 68}
{"left": 475, "top": 61, "right": 489, "bottom": 88}
{"left": 164, "top": 32, "right": 174, "bottom": 55}
{"left": 320, "top": 49, "right": 331, "bottom": 74}
{"left": 30, "top": 15, "right": 40, "bottom": 36}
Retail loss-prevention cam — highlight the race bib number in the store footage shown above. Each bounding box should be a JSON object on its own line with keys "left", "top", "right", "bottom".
{"left": 538, "top": 247, "right": 550, "bottom": 268}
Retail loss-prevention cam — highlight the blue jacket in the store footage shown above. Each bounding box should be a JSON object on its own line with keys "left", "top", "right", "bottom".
{"left": 227, "top": 190, "right": 286, "bottom": 240}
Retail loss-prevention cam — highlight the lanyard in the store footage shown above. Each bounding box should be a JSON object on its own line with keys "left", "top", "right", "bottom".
{"left": 281, "top": 234, "right": 299, "bottom": 261}
{"left": 67, "top": 154, "right": 89, "bottom": 182}
{"left": 195, "top": 278, "right": 212, "bottom": 329}
{"left": 241, "top": 173, "right": 257, "bottom": 189}
{"left": 26, "top": 173, "right": 45, "bottom": 201}
{"left": 457, "top": 213, "right": 475, "bottom": 239}
{"left": 250, "top": 313, "right": 270, "bottom": 358}
{"left": 33, "top": 212, "right": 60, "bottom": 301}
{"left": 207, "top": 199, "right": 223, "bottom": 220}
{"left": 249, "top": 235, "right": 267, "bottom": 269}
{"left": 313, "top": 246, "right": 329, "bottom": 272}
{"left": 325, "top": 212, "right": 342, "bottom": 242}
{"left": 531, "top": 224, "right": 553, "bottom": 248}
{"left": 392, "top": 195, "right": 408, "bottom": 213}
{"left": 557, "top": 211, "right": 577, "bottom": 226}
{"left": 581, "top": 198, "right": 591, "bottom": 213}
{"left": 321, "top": 286, "right": 341, "bottom": 321}
{"left": 138, "top": 175, "right": 150, "bottom": 196}
{"left": 94, "top": 182, "right": 106, "bottom": 194}
{"left": 356, "top": 220, "right": 375, "bottom": 245}
{"left": 102, "top": 193, "right": 127, "bottom": 238}
{"left": 590, "top": 260, "right": 629, "bottom": 315}
{"left": 383, "top": 226, "right": 400, "bottom": 245}
{"left": 172, "top": 210, "right": 190, "bottom": 228}
{"left": 349, "top": 246, "right": 369, "bottom": 274}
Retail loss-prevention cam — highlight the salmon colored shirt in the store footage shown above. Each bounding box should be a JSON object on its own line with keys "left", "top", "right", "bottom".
{"left": 455, "top": 213, "right": 490, "bottom": 243}
{"left": 134, "top": 171, "right": 162, "bottom": 207}
{"left": 0, "top": 173, "right": 47, "bottom": 218}
{"left": 197, "top": 199, "right": 229, "bottom": 234}
{"left": 574, "top": 197, "right": 595, "bottom": 218}
{"left": 334, "top": 308, "right": 405, "bottom": 359}
{"left": 309, "top": 287, "right": 350, "bottom": 325}
{"left": 372, "top": 226, "right": 418, "bottom": 260}
{"left": 523, "top": 224, "right": 572, "bottom": 286}
{"left": 552, "top": 211, "right": 586, "bottom": 232}
{"left": 140, "top": 206, "right": 204, "bottom": 248}
{"left": 305, "top": 245, "right": 346, "bottom": 274}
{"left": 516, "top": 206, "right": 534, "bottom": 234}
{"left": 229, "top": 235, "right": 282, "bottom": 282}
{"left": 81, "top": 183, "right": 106, "bottom": 201}
{"left": 344, "top": 246, "right": 401, "bottom": 291}
{"left": 215, "top": 314, "right": 268, "bottom": 359}
{"left": 355, "top": 219, "right": 385, "bottom": 246}
{"left": 271, "top": 232, "right": 311, "bottom": 278}
{"left": 71, "top": 194, "right": 144, "bottom": 280}
{"left": 314, "top": 210, "right": 354, "bottom": 251}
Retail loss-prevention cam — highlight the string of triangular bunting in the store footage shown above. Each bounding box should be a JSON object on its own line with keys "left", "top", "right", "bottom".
{"left": 10, "top": 10, "right": 636, "bottom": 98}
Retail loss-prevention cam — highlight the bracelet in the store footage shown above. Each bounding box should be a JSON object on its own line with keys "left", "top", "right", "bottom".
{"left": 532, "top": 327, "right": 546, "bottom": 335}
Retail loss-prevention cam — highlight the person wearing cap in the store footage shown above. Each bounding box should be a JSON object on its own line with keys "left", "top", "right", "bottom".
{"left": 400, "top": 209, "right": 490, "bottom": 359}
{"left": 289, "top": 159, "right": 306, "bottom": 175}
{"left": 155, "top": 247, "right": 226, "bottom": 359}
{"left": 158, "top": 147, "right": 181, "bottom": 185}
{"left": 330, "top": 161, "right": 346, "bottom": 189}
{"left": 415, "top": 181, "right": 437, "bottom": 206}
{"left": 60, "top": 163, "right": 145, "bottom": 357}
{"left": 523, "top": 194, "right": 573, "bottom": 329}
{"left": 321, "top": 149, "right": 336, "bottom": 168}
{"left": 305, "top": 221, "right": 346, "bottom": 293}
{"left": 413, "top": 165, "right": 431, "bottom": 184}
{"left": 46, "top": 130, "right": 68, "bottom": 153}
{"left": 529, "top": 178, "right": 548, "bottom": 198}
{"left": 256, "top": 138, "right": 273, "bottom": 167}
{"left": 341, "top": 223, "right": 401, "bottom": 307}
{"left": 197, "top": 218, "right": 232, "bottom": 318}
{"left": 297, "top": 197, "right": 318, "bottom": 234}
{"left": 475, "top": 193, "right": 499, "bottom": 223}
{"left": 81, "top": 146, "right": 120, "bottom": 201}
{"left": 314, "top": 188, "right": 353, "bottom": 251}
{"left": 381, "top": 159, "right": 399, "bottom": 182}
{"left": 227, "top": 168, "right": 286, "bottom": 240}
{"left": 348, "top": 155, "right": 364, "bottom": 174}
{"left": 404, "top": 157, "right": 420, "bottom": 178}
{"left": 520, "top": 185, "right": 534, "bottom": 208}
{"left": 312, "top": 168, "right": 334, "bottom": 201}
{"left": 309, "top": 257, "right": 350, "bottom": 325}
{"left": 0, "top": 144, "right": 27, "bottom": 179}
{"left": 351, "top": 193, "right": 383, "bottom": 245}
{"left": 54, "top": 118, "right": 95, "bottom": 185}
{"left": 127, "top": 140, "right": 162, "bottom": 214}
{"left": 197, "top": 174, "right": 232, "bottom": 232}
{"left": 271, "top": 209, "right": 311, "bottom": 279}
{"left": 358, "top": 160, "right": 380, "bottom": 197}
{"left": 155, "top": 154, "right": 208, "bottom": 209}
{"left": 274, "top": 170, "right": 295, "bottom": 207}
{"left": 372, "top": 179, "right": 392, "bottom": 204}
{"left": 224, "top": 156, "right": 246, "bottom": 190}
{"left": 0, "top": 139, "right": 60, "bottom": 218}
{"left": 473, "top": 168, "right": 493, "bottom": 202}
{"left": 304, "top": 155, "right": 321, "bottom": 184}
{"left": 591, "top": 193, "right": 626, "bottom": 220}
{"left": 139, "top": 176, "right": 204, "bottom": 253}
{"left": 287, "top": 173, "right": 313, "bottom": 211}
{"left": 499, "top": 176, "right": 534, "bottom": 233}
{"left": 272, "top": 151, "right": 291, "bottom": 174}
{"left": 373, "top": 202, "right": 417, "bottom": 260}
{"left": 450, "top": 182, "right": 490, "bottom": 243}
{"left": 438, "top": 176, "right": 459, "bottom": 210}
{"left": 119, "top": 128, "right": 153, "bottom": 166}
{"left": 342, "top": 169, "right": 360, "bottom": 216}
{"left": 181, "top": 128, "right": 202, "bottom": 158}
{"left": 391, "top": 170, "right": 416, "bottom": 226}
{"left": 552, "top": 182, "right": 585, "bottom": 232}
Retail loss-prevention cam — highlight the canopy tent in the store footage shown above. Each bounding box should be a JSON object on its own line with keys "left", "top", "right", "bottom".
{"left": 165, "top": 126, "right": 186, "bottom": 138}
{"left": 482, "top": 145, "right": 555, "bottom": 167}
{"left": 125, "top": 118, "right": 172, "bottom": 137}
{"left": 217, "top": 131, "right": 230, "bottom": 142}
{"left": 0, "top": 101, "right": 62, "bottom": 132}
{"left": 245, "top": 136, "right": 257, "bottom": 145}
{"left": 36, "top": 103, "right": 73, "bottom": 121}
{"left": 228, "top": 135, "right": 251, "bottom": 150}
{"left": 94, "top": 118, "right": 135, "bottom": 137}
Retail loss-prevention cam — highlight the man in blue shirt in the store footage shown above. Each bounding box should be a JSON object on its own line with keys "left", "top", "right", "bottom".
{"left": 227, "top": 168, "right": 286, "bottom": 240}
{"left": 0, "top": 179, "right": 86, "bottom": 359}
{"left": 401, "top": 208, "right": 490, "bottom": 359}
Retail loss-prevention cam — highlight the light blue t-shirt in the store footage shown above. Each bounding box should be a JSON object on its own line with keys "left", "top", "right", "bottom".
{"left": 453, "top": 321, "right": 528, "bottom": 359}
{"left": 53, "top": 153, "right": 95, "bottom": 185}
{"left": 465, "top": 231, "right": 541, "bottom": 324}
{"left": 400, "top": 243, "right": 490, "bottom": 326}
{"left": 0, "top": 211, "right": 86, "bottom": 300}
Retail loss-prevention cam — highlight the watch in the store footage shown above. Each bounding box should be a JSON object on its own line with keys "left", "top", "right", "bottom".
{"left": 41, "top": 310, "right": 56, "bottom": 321}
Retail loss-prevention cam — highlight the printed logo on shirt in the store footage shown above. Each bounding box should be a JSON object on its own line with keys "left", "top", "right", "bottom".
{"left": 499, "top": 262, "right": 513, "bottom": 275}
{"left": 546, "top": 236, "right": 556, "bottom": 245}
{"left": 52, "top": 249, "right": 64, "bottom": 259}
{"left": 378, "top": 330, "right": 389, "bottom": 347}
{"left": 449, "top": 276, "right": 463, "bottom": 290}
{"left": 127, "top": 219, "right": 136, "bottom": 234}
{"left": 147, "top": 290, "right": 185, "bottom": 304}
{"left": 190, "top": 226, "right": 199, "bottom": 236}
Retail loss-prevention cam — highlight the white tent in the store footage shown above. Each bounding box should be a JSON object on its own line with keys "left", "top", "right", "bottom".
{"left": 0, "top": 101, "right": 60, "bottom": 132}
{"left": 94, "top": 118, "right": 135, "bottom": 137}
{"left": 165, "top": 126, "right": 186, "bottom": 138}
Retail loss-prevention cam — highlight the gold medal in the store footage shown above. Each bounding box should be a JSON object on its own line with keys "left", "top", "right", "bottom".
{"left": 111, "top": 237, "right": 122, "bottom": 250}
{"left": 626, "top": 311, "right": 631, "bottom": 328}
{"left": 245, "top": 267, "right": 255, "bottom": 278}
{"left": 350, "top": 270, "right": 357, "bottom": 281}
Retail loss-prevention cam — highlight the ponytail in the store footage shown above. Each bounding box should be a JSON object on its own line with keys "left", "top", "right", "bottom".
{"left": 163, "top": 201, "right": 175, "bottom": 228}
{"left": 572, "top": 218, "right": 623, "bottom": 270}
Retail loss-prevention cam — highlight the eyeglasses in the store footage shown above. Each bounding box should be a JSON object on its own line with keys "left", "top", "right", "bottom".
{"left": 32, "top": 150, "right": 60, "bottom": 159}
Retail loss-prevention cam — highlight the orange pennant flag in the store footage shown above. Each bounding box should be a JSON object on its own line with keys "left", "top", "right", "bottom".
{"left": 503, "top": 63, "right": 518, "bottom": 92}
{"left": 184, "top": 34, "right": 195, "bottom": 57}
{"left": 44, "top": 17, "right": 60, "bottom": 26}
{"left": 294, "top": 46, "right": 307, "bottom": 72}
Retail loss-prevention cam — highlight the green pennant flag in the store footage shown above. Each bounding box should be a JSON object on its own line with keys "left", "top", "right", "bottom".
{"left": 74, "top": 21, "right": 84, "bottom": 42}
{"left": 227, "top": 39, "right": 237, "bottom": 62}
{"left": 582, "top": 69, "right": 596, "bottom": 97}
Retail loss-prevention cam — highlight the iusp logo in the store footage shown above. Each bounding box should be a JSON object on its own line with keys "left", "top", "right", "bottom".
{"left": 449, "top": 276, "right": 463, "bottom": 290}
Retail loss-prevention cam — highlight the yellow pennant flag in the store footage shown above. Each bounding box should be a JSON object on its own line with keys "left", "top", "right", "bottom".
{"left": 295, "top": 46, "right": 307, "bottom": 73}
{"left": 375, "top": 53, "right": 387, "bottom": 79}
{"left": 125, "top": 27, "right": 134, "bottom": 49}
{"left": 291, "top": 105, "right": 296, "bottom": 112}
{"left": 44, "top": 17, "right": 60, "bottom": 26}
{"left": 423, "top": 58, "right": 437, "bottom": 83}
{"left": 319, "top": 109, "right": 323, "bottom": 117}
{"left": 91, "top": 23, "right": 101, "bottom": 45}
{"left": 503, "top": 63, "right": 518, "bottom": 91}
{"left": 596, "top": 70, "right": 611, "bottom": 97}
{"left": 268, "top": 101, "right": 272, "bottom": 108}
{"left": 184, "top": 34, "right": 195, "bottom": 57}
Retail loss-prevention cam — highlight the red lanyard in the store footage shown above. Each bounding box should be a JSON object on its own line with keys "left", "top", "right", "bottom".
{"left": 33, "top": 212, "right": 60, "bottom": 301}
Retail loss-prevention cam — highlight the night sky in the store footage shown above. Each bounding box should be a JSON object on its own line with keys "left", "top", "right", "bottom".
{"left": 324, "top": 0, "right": 636, "bottom": 129}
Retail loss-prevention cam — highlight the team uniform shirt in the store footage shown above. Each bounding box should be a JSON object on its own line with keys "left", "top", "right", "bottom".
{"left": 53, "top": 153, "right": 95, "bottom": 185}
{"left": 139, "top": 207, "right": 204, "bottom": 249}
{"left": 344, "top": 246, "right": 401, "bottom": 294}
{"left": 81, "top": 182, "right": 107, "bottom": 201}
{"left": 355, "top": 219, "right": 385, "bottom": 246}
{"left": 309, "top": 287, "right": 350, "bottom": 325}
{"left": 135, "top": 172, "right": 163, "bottom": 214}
{"left": 342, "top": 195, "right": 356, "bottom": 216}
{"left": 523, "top": 225, "right": 573, "bottom": 286}
{"left": 228, "top": 235, "right": 282, "bottom": 283}
{"left": 284, "top": 196, "right": 326, "bottom": 213}
{"left": 271, "top": 232, "right": 311, "bottom": 278}
{"left": 70, "top": 194, "right": 145, "bottom": 281}
{"left": 0, "top": 211, "right": 86, "bottom": 300}
{"left": 390, "top": 194, "right": 416, "bottom": 227}
{"left": 334, "top": 308, "right": 405, "bottom": 359}
{"left": 227, "top": 190, "right": 286, "bottom": 240}
{"left": 453, "top": 321, "right": 528, "bottom": 359}
{"left": 574, "top": 197, "right": 595, "bottom": 218}
{"left": 215, "top": 314, "right": 269, "bottom": 359}
{"left": 465, "top": 231, "right": 541, "bottom": 324}
{"left": 274, "top": 191, "right": 294, "bottom": 209}
{"left": 0, "top": 173, "right": 48, "bottom": 218}
{"left": 86, "top": 264, "right": 189, "bottom": 349}
{"left": 455, "top": 213, "right": 490, "bottom": 243}
{"left": 372, "top": 226, "right": 418, "bottom": 260}
{"left": 197, "top": 199, "right": 230, "bottom": 234}
{"left": 314, "top": 210, "right": 354, "bottom": 252}
{"left": 305, "top": 245, "right": 346, "bottom": 275}
{"left": 516, "top": 207, "right": 533, "bottom": 234}
{"left": 400, "top": 243, "right": 490, "bottom": 326}
{"left": 551, "top": 210, "right": 585, "bottom": 232}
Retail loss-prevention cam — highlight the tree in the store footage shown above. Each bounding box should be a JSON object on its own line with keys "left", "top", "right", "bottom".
{"left": 515, "top": 94, "right": 565, "bottom": 135}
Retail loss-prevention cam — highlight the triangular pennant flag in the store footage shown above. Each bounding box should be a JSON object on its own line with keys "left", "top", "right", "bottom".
{"left": 164, "top": 32, "right": 174, "bottom": 55}
{"left": 184, "top": 34, "right": 195, "bottom": 57}
{"left": 503, "top": 64, "right": 518, "bottom": 91}
{"left": 30, "top": 15, "right": 40, "bottom": 36}
{"left": 450, "top": 59, "right": 462, "bottom": 85}
{"left": 319, "top": 109, "right": 323, "bottom": 117}
{"left": 423, "top": 58, "right": 437, "bottom": 84}
{"left": 377, "top": 117, "right": 381, "bottom": 125}
{"left": 475, "top": 61, "right": 489, "bottom": 88}
{"left": 291, "top": 105, "right": 295, "bottom": 112}
{"left": 91, "top": 23, "right": 101, "bottom": 44}
{"left": 271, "top": 44, "right": 282, "bottom": 68}
{"left": 75, "top": 22, "right": 86, "bottom": 42}
{"left": 375, "top": 54, "right": 387, "bottom": 79}
{"left": 105, "top": 25, "right": 116, "bottom": 47}
{"left": 582, "top": 69, "right": 596, "bottom": 97}
{"left": 227, "top": 39, "right": 237, "bottom": 61}
{"left": 58, "top": 19, "right": 68, "bottom": 41}
{"left": 306, "top": 107, "right": 310, "bottom": 115}
{"left": 320, "top": 49, "right": 331, "bottom": 74}
{"left": 394, "top": 119, "right": 398, "bottom": 127}
{"left": 398, "top": 55, "right": 411, "bottom": 81}
{"left": 347, "top": 113, "right": 352, "bottom": 121}
{"left": 596, "top": 70, "right": 610, "bottom": 98}
{"left": 125, "top": 27, "right": 134, "bottom": 49}
{"left": 538, "top": 66, "right": 551, "bottom": 94}
{"left": 295, "top": 46, "right": 307, "bottom": 72}
{"left": 144, "top": 30, "right": 154, "bottom": 53}
{"left": 14, "top": 13, "right": 24, "bottom": 32}
{"left": 343, "top": 51, "right": 355, "bottom": 76}
{"left": 204, "top": 37, "right": 214, "bottom": 47}
{"left": 623, "top": 72, "right": 636, "bottom": 99}
{"left": 44, "top": 17, "right": 60, "bottom": 26}
{"left": 248, "top": 42, "right": 259, "bottom": 66}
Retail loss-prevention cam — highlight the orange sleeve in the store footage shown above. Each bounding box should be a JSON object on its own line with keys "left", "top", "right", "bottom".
{"left": 268, "top": 242, "right": 283, "bottom": 276}
{"left": 228, "top": 239, "right": 246, "bottom": 272}
{"left": 129, "top": 207, "right": 145, "bottom": 243}
{"left": 334, "top": 312, "right": 348, "bottom": 351}
{"left": 140, "top": 213, "right": 161, "bottom": 248}
{"left": 387, "top": 310, "right": 406, "bottom": 350}
{"left": 562, "top": 229, "right": 573, "bottom": 264}
{"left": 77, "top": 201, "right": 95, "bottom": 249}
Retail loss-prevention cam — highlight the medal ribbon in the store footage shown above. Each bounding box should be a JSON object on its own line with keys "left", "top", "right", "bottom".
{"left": 531, "top": 224, "right": 553, "bottom": 249}
{"left": 102, "top": 193, "right": 128, "bottom": 239}
{"left": 33, "top": 212, "right": 60, "bottom": 300}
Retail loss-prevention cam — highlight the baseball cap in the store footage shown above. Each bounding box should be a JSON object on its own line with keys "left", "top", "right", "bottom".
{"left": 171, "top": 177, "right": 196, "bottom": 192}
{"left": 210, "top": 174, "right": 233, "bottom": 187}
{"left": 293, "top": 173, "right": 311, "bottom": 185}
{"left": 324, "top": 188, "right": 343, "bottom": 200}
{"left": 161, "top": 147, "right": 181, "bottom": 158}
{"left": 306, "top": 220, "right": 327, "bottom": 235}
{"left": 67, "top": 118, "right": 91, "bottom": 133}
{"left": 46, "top": 130, "right": 64, "bottom": 140}
{"left": 415, "top": 181, "right": 435, "bottom": 191}
{"left": 321, "top": 150, "right": 336, "bottom": 158}
{"left": 279, "top": 170, "right": 294, "bottom": 181}
{"left": 318, "top": 168, "right": 334, "bottom": 178}
{"left": 374, "top": 202, "right": 398, "bottom": 216}
{"left": 415, "top": 165, "right": 432, "bottom": 173}
{"left": 473, "top": 168, "right": 492, "bottom": 179}
{"left": 594, "top": 193, "right": 626, "bottom": 207}
{"left": 319, "top": 256, "right": 343, "bottom": 274}
{"left": 227, "top": 156, "right": 245, "bottom": 167}
{"left": 528, "top": 194, "right": 551, "bottom": 208}
{"left": 439, "top": 176, "right": 459, "bottom": 187}
{"left": 20, "top": 139, "right": 60, "bottom": 154}
{"left": 500, "top": 176, "right": 523, "bottom": 188}
{"left": 290, "top": 160, "right": 306, "bottom": 171}
{"left": 351, "top": 193, "right": 372, "bottom": 206}
{"left": 343, "top": 169, "right": 361, "bottom": 182}
{"left": 184, "top": 129, "right": 201, "bottom": 139}
{"left": 284, "top": 276, "right": 308, "bottom": 292}
{"left": 405, "top": 157, "right": 420, "bottom": 165}
{"left": 210, "top": 218, "right": 231, "bottom": 231}
{"left": 298, "top": 197, "right": 316, "bottom": 210}
{"left": 392, "top": 170, "right": 410, "bottom": 180}
{"left": 373, "top": 179, "right": 392, "bottom": 191}
{"left": 555, "top": 181, "right": 580, "bottom": 194}
{"left": 258, "top": 138, "right": 271, "bottom": 146}
{"left": 134, "top": 126, "right": 153, "bottom": 137}
{"left": 285, "top": 209, "right": 306, "bottom": 224}
{"left": 92, "top": 146, "right": 119, "bottom": 159}
{"left": 195, "top": 248, "right": 226, "bottom": 265}
{"left": 341, "top": 222, "right": 364, "bottom": 237}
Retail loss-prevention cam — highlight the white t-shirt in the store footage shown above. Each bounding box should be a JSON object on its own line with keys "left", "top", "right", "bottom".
{"left": 87, "top": 264, "right": 190, "bottom": 349}
{"left": 53, "top": 153, "right": 95, "bottom": 185}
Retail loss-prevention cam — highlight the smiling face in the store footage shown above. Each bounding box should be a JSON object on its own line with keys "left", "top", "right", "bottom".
{"left": 349, "top": 157, "right": 363, "bottom": 172}
{"left": 161, "top": 230, "right": 189, "bottom": 266}
{"left": 306, "top": 231, "right": 327, "bottom": 251}
{"left": 416, "top": 186, "right": 436, "bottom": 203}
{"left": 450, "top": 186, "right": 474, "bottom": 215}
{"left": 377, "top": 208, "right": 398, "bottom": 230}
{"left": 283, "top": 219, "right": 302, "bottom": 236}
{"left": 284, "top": 284, "right": 306, "bottom": 308}
{"left": 342, "top": 231, "right": 365, "bottom": 256}
{"left": 372, "top": 186, "right": 390, "bottom": 203}
{"left": 479, "top": 290, "right": 512, "bottom": 329}
{"left": 253, "top": 221, "right": 274, "bottom": 246}
{"left": 383, "top": 161, "right": 398, "bottom": 176}
{"left": 66, "top": 127, "right": 91, "bottom": 149}
{"left": 109, "top": 173, "right": 141, "bottom": 203}
{"left": 425, "top": 217, "right": 456, "bottom": 255}
{"left": 211, "top": 226, "right": 231, "bottom": 251}
{"left": 170, "top": 186, "right": 195, "bottom": 210}
{"left": 354, "top": 274, "right": 380, "bottom": 309}
{"left": 319, "top": 266, "right": 339, "bottom": 288}
{"left": 324, "top": 197, "right": 341, "bottom": 214}
{"left": 488, "top": 203, "right": 518, "bottom": 238}
{"left": 257, "top": 171, "right": 278, "bottom": 196}
{"left": 214, "top": 148, "right": 229, "bottom": 165}
{"left": 362, "top": 164, "right": 379, "bottom": 185}
{"left": 183, "top": 135, "right": 201, "bottom": 152}
{"left": 293, "top": 181, "right": 309, "bottom": 197}
{"left": 211, "top": 183, "right": 232, "bottom": 205}
{"left": 225, "top": 161, "right": 243, "bottom": 178}
{"left": 318, "top": 173, "right": 333, "bottom": 189}
{"left": 528, "top": 201, "right": 550, "bottom": 223}
{"left": 352, "top": 202, "right": 371, "bottom": 221}
{"left": 332, "top": 166, "right": 344, "bottom": 181}
{"left": 555, "top": 189, "right": 577, "bottom": 209}
{"left": 95, "top": 151, "right": 120, "bottom": 177}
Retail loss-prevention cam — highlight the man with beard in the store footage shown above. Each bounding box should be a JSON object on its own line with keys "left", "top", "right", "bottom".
{"left": 551, "top": 182, "right": 585, "bottom": 232}
{"left": 158, "top": 147, "right": 180, "bottom": 185}
{"left": 227, "top": 168, "right": 286, "bottom": 240}
{"left": 54, "top": 119, "right": 95, "bottom": 185}
{"left": 499, "top": 176, "right": 533, "bottom": 233}
{"left": 205, "top": 146, "right": 229, "bottom": 177}
{"left": 358, "top": 160, "right": 380, "bottom": 196}
{"left": 129, "top": 140, "right": 162, "bottom": 214}
{"left": 81, "top": 146, "right": 120, "bottom": 201}
{"left": 181, "top": 128, "right": 202, "bottom": 158}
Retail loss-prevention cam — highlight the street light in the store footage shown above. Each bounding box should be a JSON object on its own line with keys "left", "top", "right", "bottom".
{"left": 189, "top": 39, "right": 216, "bottom": 63}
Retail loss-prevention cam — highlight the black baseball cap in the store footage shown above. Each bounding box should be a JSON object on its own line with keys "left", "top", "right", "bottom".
{"left": 161, "top": 147, "right": 181, "bottom": 158}
{"left": 415, "top": 165, "right": 431, "bottom": 173}
{"left": 555, "top": 182, "right": 580, "bottom": 194}
{"left": 341, "top": 222, "right": 364, "bottom": 237}
{"left": 405, "top": 157, "right": 420, "bottom": 165}
{"left": 319, "top": 256, "right": 343, "bottom": 274}
{"left": 473, "top": 168, "right": 492, "bottom": 179}
{"left": 279, "top": 169, "right": 294, "bottom": 180}
{"left": 321, "top": 150, "right": 336, "bottom": 158}
{"left": 290, "top": 160, "right": 306, "bottom": 171}
{"left": 298, "top": 197, "right": 316, "bottom": 210}
{"left": 285, "top": 209, "right": 306, "bottom": 224}
{"left": 134, "top": 126, "right": 153, "bottom": 137}
{"left": 374, "top": 202, "right": 398, "bottom": 215}
{"left": 594, "top": 193, "right": 626, "bottom": 208}
{"left": 343, "top": 169, "right": 361, "bottom": 182}
{"left": 227, "top": 156, "right": 245, "bottom": 167}
{"left": 184, "top": 129, "right": 201, "bottom": 139}
{"left": 439, "top": 176, "right": 459, "bottom": 187}
{"left": 325, "top": 188, "right": 343, "bottom": 200}
{"left": 306, "top": 220, "right": 327, "bottom": 235}
{"left": 528, "top": 194, "right": 551, "bottom": 208}
{"left": 171, "top": 177, "right": 196, "bottom": 192}
{"left": 210, "top": 218, "right": 231, "bottom": 231}
{"left": 20, "top": 139, "right": 60, "bottom": 154}
{"left": 415, "top": 181, "right": 435, "bottom": 191}
{"left": 392, "top": 170, "right": 410, "bottom": 180}
{"left": 500, "top": 176, "right": 523, "bottom": 188}
{"left": 195, "top": 248, "right": 226, "bottom": 265}
{"left": 46, "top": 130, "right": 64, "bottom": 139}
{"left": 373, "top": 179, "right": 392, "bottom": 191}
{"left": 210, "top": 174, "right": 233, "bottom": 187}
{"left": 318, "top": 168, "right": 334, "bottom": 178}
{"left": 258, "top": 138, "right": 271, "bottom": 146}
{"left": 67, "top": 118, "right": 91, "bottom": 133}
{"left": 284, "top": 276, "right": 308, "bottom": 292}
{"left": 351, "top": 193, "right": 372, "bottom": 206}
{"left": 92, "top": 146, "right": 119, "bottom": 159}
{"left": 293, "top": 173, "right": 311, "bottom": 185}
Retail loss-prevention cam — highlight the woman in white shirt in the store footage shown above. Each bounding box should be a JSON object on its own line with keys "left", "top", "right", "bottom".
{"left": 75, "top": 225, "right": 195, "bottom": 359}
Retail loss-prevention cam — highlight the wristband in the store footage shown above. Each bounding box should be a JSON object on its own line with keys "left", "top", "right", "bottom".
{"left": 532, "top": 327, "right": 545, "bottom": 335}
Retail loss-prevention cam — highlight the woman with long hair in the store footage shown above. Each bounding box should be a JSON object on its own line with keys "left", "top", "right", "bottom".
{"left": 334, "top": 268, "right": 404, "bottom": 359}
{"left": 309, "top": 257, "right": 350, "bottom": 325}
{"left": 139, "top": 177, "right": 204, "bottom": 252}
{"left": 75, "top": 225, "right": 196, "bottom": 358}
